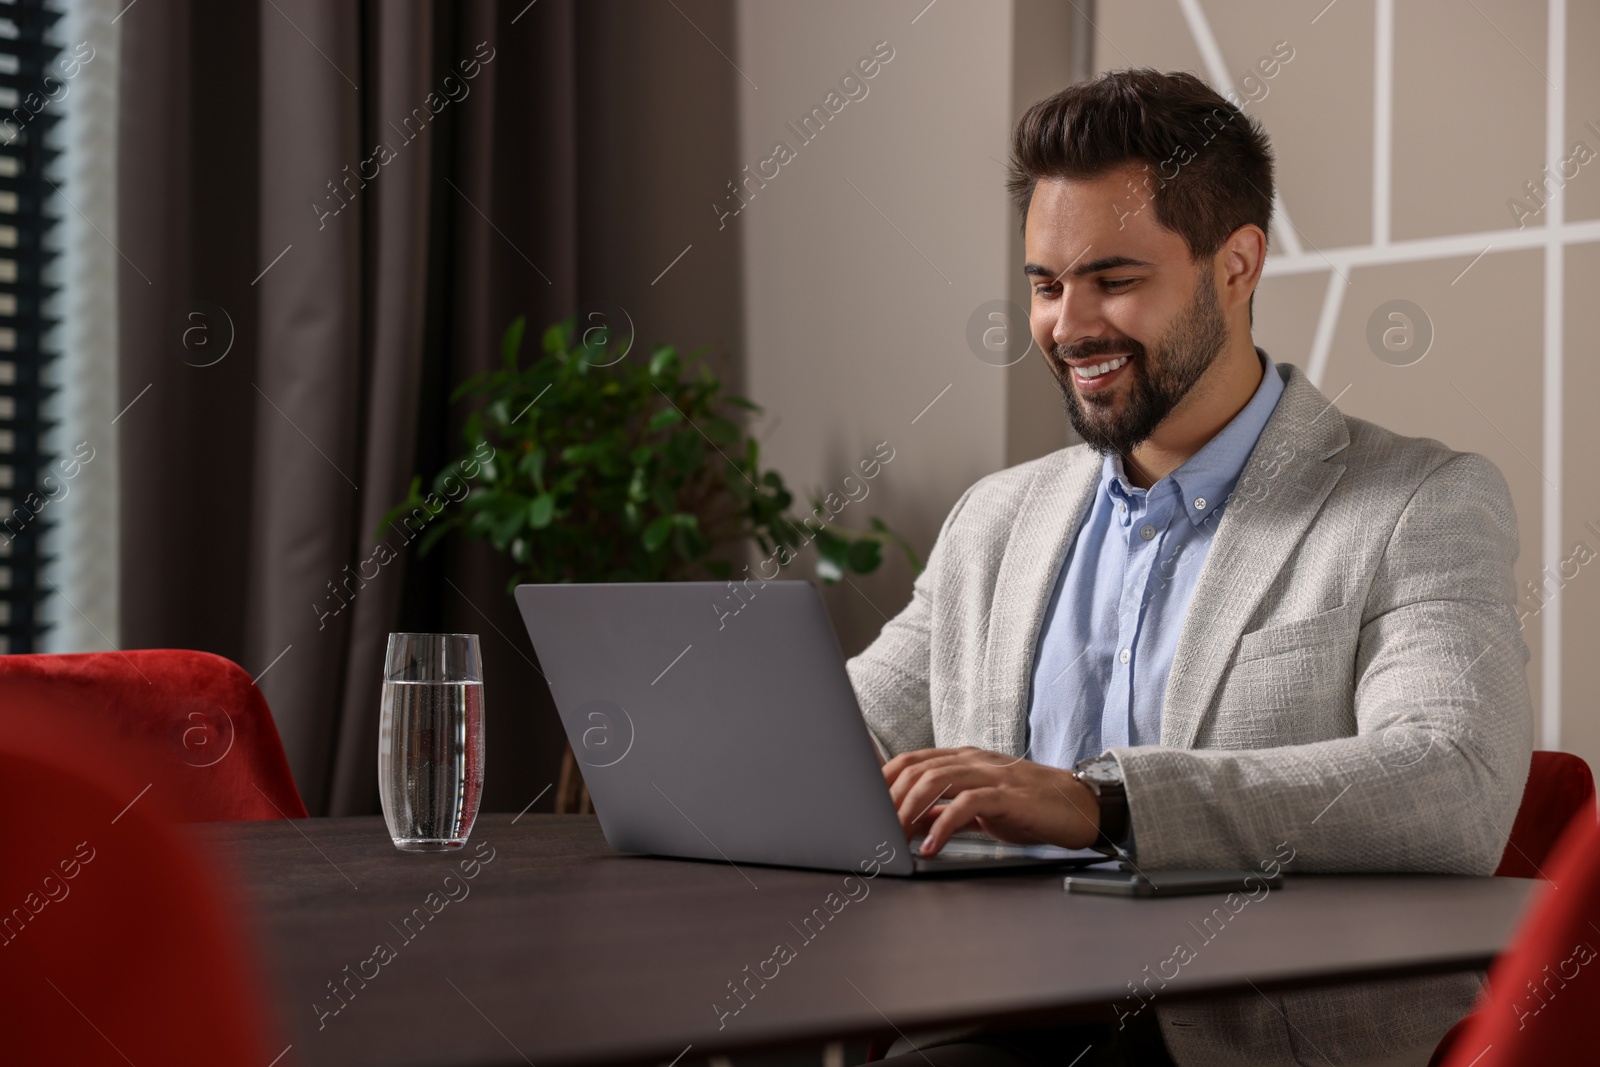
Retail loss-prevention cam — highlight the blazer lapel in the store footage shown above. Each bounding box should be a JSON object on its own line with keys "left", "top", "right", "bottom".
{"left": 984, "top": 447, "right": 1101, "bottom": 758}
{"left": 1161, "top": 362, "right": 1351, "bottom": 749}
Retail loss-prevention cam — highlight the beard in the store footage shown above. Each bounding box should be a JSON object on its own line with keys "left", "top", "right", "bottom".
{"left": 1051, "top": 265, "right": 1229, "bottom": 457}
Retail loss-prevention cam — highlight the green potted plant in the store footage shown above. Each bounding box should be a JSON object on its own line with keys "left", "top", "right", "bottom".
{"left": 383, "top": 315, "right": 920, "bottom": 807}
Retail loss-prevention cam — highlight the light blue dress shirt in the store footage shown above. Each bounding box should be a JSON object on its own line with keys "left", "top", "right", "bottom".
{"left": 1026, "top": 348, "right": 1285, "bottom": 771}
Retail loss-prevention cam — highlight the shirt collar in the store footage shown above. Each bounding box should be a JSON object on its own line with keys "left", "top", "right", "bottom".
{"left": 1099, "top": 347, "right": 1286, "bottom": 527}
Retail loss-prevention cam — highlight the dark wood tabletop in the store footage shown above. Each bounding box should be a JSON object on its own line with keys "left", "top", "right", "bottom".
{"left": 191, "top": 814, "right": 1540, "bottom": 1067}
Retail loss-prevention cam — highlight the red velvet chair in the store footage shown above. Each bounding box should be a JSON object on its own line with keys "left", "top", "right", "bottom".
{"left": 1427, "top": 750, "right": 1597, "bottom": 1066}
{"left": 0, "top": 722, "right": 280, "bottom": 1064}
{"left": 1432, "top": 805, "right": 1600, "bottom": 1066}
{"left": 1494, "top": 750, "right": 1596, "bottom": 877}
{"left": 0, "top": 649, "right": 307, "bottom": 821}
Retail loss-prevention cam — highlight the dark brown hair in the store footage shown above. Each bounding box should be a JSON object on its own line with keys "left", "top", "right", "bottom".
{"left": 1006, "top": 69, "right": 1275, "bottom": 262}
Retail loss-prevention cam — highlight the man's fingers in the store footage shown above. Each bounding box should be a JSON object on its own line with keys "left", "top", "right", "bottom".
{"left": 897, "top": 773, "right": 954, "bottom": 833}
{"left": 918, "top": 789, "right": 998, "bottom": 856}
{"left": 882, "top": 747, "right": 962, "bottom": 787}
{"left": 887, "top": 751, "right": 996, "bottom": 808}
{"left": 908, "top": 805, "right": 943, "bottom": 837}
{"left": 895, "top": 763, "right": 995, "bottom": 832}
{"left": 881, "top": 749, "right": 935, "bottom": 790}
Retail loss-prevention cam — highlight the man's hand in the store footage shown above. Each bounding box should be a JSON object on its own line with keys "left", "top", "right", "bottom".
{"left": 881, "top": 746, "right": 1102, "bottom": 856}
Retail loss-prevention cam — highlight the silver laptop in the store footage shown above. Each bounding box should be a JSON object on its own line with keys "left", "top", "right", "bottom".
{"left": 514, "top": 580, "right": 1111, "bottom": 877}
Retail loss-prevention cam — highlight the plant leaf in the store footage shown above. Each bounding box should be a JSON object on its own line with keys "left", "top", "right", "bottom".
{"left": 642, "top": 514, "right": 673, "bottom": 552}
{"left": 703, "top": 416, "right": 740, "bottom": 446}
{"left": 450, "top": 372, "right": 488, "bottom": 404}
{"left": 541, "top": 320, "right": 567, "bottom": 356}
{"left": 813, "top": 529, "right": 849, "bottom": 583}
{"left": 651, "top": 481, "right": 676, "bottom": 515}
{"left": 528, "top": 494, "right": 555, "bottom": 529}
{"left": 489, "top": 503, "right": 526, "bottom": 549}
{"left": 648, "top": 346, "right": 679, "bottom": 378}
{"left": 847, "top": 537, "right": 883, "bottom": 573}
{"left": 647, "top": 406, "right": 684, "bottom": 432}
{"left": 502, "top": 316, "right": 527, "bottom": 369}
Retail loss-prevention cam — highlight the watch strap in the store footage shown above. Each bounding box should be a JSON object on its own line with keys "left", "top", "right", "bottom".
{"left": 1073, "top": 756, "right": 1129, "bottom": 852}
{"left": 1093, "top": 781, "right": 1129, "bottom": 848}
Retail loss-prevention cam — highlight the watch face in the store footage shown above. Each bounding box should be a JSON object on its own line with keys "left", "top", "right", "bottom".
{"left": 1076, "top": 756, "right": 1123, "bottom": 786}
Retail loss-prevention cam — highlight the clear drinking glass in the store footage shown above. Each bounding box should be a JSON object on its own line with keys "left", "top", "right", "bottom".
{"left": 379, "top": 633, "right": 486, "bottom": 852}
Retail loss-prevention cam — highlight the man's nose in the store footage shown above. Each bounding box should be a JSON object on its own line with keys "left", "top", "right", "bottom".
{"left": 1052, "top": 284, "right": 1107, "bottom": 353}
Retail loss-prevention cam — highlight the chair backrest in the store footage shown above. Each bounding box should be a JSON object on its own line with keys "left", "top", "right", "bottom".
{"left": 1441, "top": 806, "right": 1600, "bottom": 1066}
{"left": 0, "top": 649, "right": 307, "bottom": 821}
{"left": 1496, "top": 750, "right": 1596, "bottom": 878}
{"left": 0, "top": 735, "right": 279, "bottom": 1064}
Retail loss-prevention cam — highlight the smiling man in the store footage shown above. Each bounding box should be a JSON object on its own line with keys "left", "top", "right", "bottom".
{"left": 847, "top": 69, "right": 1532, "bottom": 1067}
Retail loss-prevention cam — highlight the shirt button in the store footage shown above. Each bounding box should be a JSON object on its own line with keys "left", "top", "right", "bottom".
{"left": 1119, "top": 648, "right": 1131, "bottom": 664}
{"left": 1139, "top": 524, "right": 1155, "bottom": 541}
{"left": 1194, "top": 497, "right": 1208, "bottom": 511}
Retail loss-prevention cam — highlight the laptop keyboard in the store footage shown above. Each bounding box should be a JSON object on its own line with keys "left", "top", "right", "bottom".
{"left": 910, "top": 837, "right": 1113, "bottom": 865}
{"left": 912, "top": 838, "right": 1037, "bottom": 861}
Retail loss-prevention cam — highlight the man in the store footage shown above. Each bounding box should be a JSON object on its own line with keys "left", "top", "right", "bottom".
{"left": 847, "top": 69, "right": 1532, "bottom": 1066}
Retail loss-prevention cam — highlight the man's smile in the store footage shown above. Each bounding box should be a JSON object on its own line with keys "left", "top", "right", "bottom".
{"left": 1069, "top": 353, "right": 1133, "bottom": 392}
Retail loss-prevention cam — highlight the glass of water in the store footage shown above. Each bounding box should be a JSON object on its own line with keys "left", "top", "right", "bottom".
{"left": 379, "top": 633, "right": 485, "bottom": 852}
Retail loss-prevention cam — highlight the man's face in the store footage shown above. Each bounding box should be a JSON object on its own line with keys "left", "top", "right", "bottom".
{"left": 1024, "top": 168, "right": 1230, "bottom": 456}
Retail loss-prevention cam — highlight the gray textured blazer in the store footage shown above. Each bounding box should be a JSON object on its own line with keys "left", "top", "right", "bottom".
{"left": 846, "top": 360, "right": 1534, "bottom": 1066}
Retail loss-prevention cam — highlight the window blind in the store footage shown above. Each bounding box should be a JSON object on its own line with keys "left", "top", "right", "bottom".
{"left": 0, "top": 0, "right": 63, "bottom": 654}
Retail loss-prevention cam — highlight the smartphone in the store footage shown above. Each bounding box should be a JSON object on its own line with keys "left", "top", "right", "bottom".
{"left": 1063, "top": 867, "right": 1283, "bottom": 898}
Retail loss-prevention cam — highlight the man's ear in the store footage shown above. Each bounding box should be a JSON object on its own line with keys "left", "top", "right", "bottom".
{"left": 1217, "top": 223, "right": 1266, "bottom": 321}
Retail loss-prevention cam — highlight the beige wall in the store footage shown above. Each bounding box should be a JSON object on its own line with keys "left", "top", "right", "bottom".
{"left": 1093, "top": 0, "right": 1599, "bottom": 770}
{"left": 1004, "top": 0, "right": 1086, "bottom": 467}
{"left": 734, "top": 0, "right": 1096, "bottom": 658}
{"left": 735, "top": 0, "right": 1019, "bottom": 657}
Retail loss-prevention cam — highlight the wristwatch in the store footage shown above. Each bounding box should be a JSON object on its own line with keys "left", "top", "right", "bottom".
{"left": 1072, "top": 753, "right": 1129, "bottom": 853}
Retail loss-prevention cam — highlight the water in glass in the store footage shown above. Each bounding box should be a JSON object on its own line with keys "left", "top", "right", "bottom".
{"left": 379, "top": 634, "right": 485, "bottom": 851}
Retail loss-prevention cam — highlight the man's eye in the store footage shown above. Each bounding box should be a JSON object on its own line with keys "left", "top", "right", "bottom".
{"left": 1033, "top": 282, "right": 1059, "bottom": 296}
{"left": 1102, "top": 278, "right": 1135, "bottom": 290}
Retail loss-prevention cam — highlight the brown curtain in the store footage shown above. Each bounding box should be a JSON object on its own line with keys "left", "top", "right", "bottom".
{"left": 116, "top": 0, "right": 743, "bottom": 815}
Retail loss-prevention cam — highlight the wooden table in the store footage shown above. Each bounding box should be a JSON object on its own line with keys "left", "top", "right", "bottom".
{"left": 193, "top": 814, "right": 1540, "bottom": 1067}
